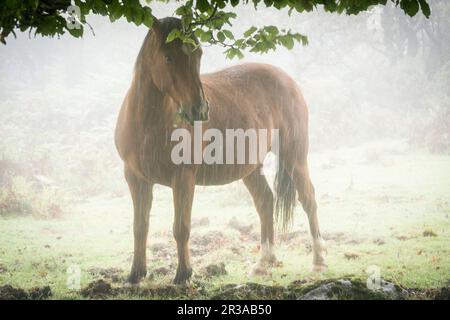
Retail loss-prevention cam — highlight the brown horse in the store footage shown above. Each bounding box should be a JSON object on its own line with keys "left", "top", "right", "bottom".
{"left": 115, "top": 17, "right": 326, "bottom": 284}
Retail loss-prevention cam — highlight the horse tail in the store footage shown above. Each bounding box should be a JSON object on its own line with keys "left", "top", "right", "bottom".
{"left": 274, "top": 154, "right": 297, "bottom": 231}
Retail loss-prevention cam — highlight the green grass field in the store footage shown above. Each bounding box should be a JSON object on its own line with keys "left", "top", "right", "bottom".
{"left": 0, "top": 145, "right": 449, "bottom": 299}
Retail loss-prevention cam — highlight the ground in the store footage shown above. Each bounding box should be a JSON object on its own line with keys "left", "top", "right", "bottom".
{"left": 0, "top": 142, "right": 449, "bottom": 299}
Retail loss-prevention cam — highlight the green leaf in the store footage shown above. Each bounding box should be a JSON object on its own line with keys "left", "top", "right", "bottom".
{"left": 418, "top": 0, "right": 431, "bottom": 18}
{"left": 196, "top": 0, "right": 212, "bottom": 13}
{"left": 132, "top": 9, "right": 143, "bottom": 26}
{"left": 217, "top": 31, "right": 226, "bottom": 42}
{"left": 200, "top": 30, "right": 212, "bottom": 42}
{"left": 67, "top": 25, "right": 83, "bottom": 38}
{"left": 265, "top": 25, "right": 279, "bottom": 35}
{"left": 142, "top": 7, "right": 154, "bottom": 28}
{"left": 109, "top": 3, "right": 123, "bottom": 22}
{"left": 225, "top": 47, "right": 244, "bottom": 59}
{"left": 280, "top": 35, "right": 294, "bottom": 49}
{"left": 244, "top": 26, "right": 257, "bottom": 37}
{"left": 230, "top": 0, "right": 239, "bottom": 7}
{"left": 401, "top": 0, "right": 420, "bottom": 17}
{"left": 166, "top": 28, "right": 181, "bottom": 43}
{"left": 222, "top": 29, "right": 234, "bottom": 39}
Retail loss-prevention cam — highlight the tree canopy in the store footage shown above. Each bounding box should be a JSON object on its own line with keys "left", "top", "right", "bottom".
{"left": 0, "top": 0, "right": 431, "bottom": 58}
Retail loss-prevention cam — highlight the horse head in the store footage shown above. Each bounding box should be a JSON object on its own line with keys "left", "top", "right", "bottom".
{"left": 146, "top": 17, "right": 209, "bottom": 124}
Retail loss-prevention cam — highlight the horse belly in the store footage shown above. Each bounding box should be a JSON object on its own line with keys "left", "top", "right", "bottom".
{"left": 195, "top": 163, "right": 258, "bottom": 185}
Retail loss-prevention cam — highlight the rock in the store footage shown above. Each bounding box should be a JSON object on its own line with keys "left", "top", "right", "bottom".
{"left": 300, "top": 279, "right": 408, "bottom": 300}
{"left": 378, "top": 280, "right": 409, "bottom": 300}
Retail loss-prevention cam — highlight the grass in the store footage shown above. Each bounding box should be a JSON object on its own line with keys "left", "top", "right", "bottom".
{"left": 0, "top": 144, "right": 449, "bottom": 299}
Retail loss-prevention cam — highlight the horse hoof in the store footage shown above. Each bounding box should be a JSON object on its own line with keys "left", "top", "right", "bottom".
{"left": 312, "top": 263, "right": 328, "bottom": 273}
{"left": 266, "top": 255, "right": 282, "bottom": 268}
{"left": 127, "top": 267, "right": 147, "bottom": 284}
{"left": 249, "top": 262, "right": 270, "bottom": 277}
{"left": 127, "top": 275, "right": 144, "bottom": 284}
{"left": 173, "top": 267, "right": 193, "bottom": 285}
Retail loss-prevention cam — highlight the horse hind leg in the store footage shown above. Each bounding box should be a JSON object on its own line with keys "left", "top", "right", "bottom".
{"left": 243, "top": 169, "right": 278, "bottom": 276}
{"left": 292, "top": 162, "right": 327, "bottom": 272}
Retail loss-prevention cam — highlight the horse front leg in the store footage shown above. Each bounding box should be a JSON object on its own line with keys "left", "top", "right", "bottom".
{"left": 172, "top": 169, "right": 195, "bottom": 285}
{"left": 125, "top": 166, "right": 153, "bottom": 283}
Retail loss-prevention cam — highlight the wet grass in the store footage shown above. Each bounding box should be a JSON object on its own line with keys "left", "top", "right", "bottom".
{"left": 0, "top": 147, "right": 449, "bottom": 299}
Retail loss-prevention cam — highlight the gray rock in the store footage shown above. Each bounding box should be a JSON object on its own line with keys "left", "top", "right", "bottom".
{"left": 300, "top": 279, "right": 408, "bottom": 300}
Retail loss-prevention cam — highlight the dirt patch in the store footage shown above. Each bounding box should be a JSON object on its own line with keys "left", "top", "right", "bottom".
{"left": 228, "top": 217, "right": 253, "bottom": 234}
{"left": 423, "top": 229, "right": 437, "bottom": 237}
{"left": 29, "top": 286, "right": 52, "bottom": 300}
{"left": 80, "top": 279, "right": 195, "bottom": 299}
{"left": 76, "top": 278, "right": 449, "bottom": 300}
{"left": 433, "top": 287, "right": 450, "bottom": 300}
{"left": 192, "top": 217, "right": 210, "bottom": 227}
{"left": 373, "top": 238, "right": 386, "bottom": 245}
{"left": 0, "top": 264, "right": 7, "bottom": 273}
{"left": 150, "top": 242, "right": 174, "bottom": 259}
{"left": 408, "top": 286, "right": 450, "bottom": 300}
{"left": 81, "top": 279, "right": 114, "bottom": 299}
{"left": 88, "top": 267, "right": 124, "bottom": 283}
{"left": 191, "top": 230, "right": 229, "bottom": 252}
{"left": 150, "top": 266, "right": 171, "bottom": 277}
{"left": 204, "top": 263, "right": 227, "bottom": 278}
{"left": 278, "top": 230, "right": 306, "bottom": 242}
{"left": 322, "top": 232, "right": 364, "bottom": 245}
{"left": 211, "top": 283, "right": 291, "bottom": 300}
{"left": 0, "top": 285, "right": 52, "bottom": 300}
{"left": 344, "top": 252, "right": 360, "bottom": 260}
{"left": 140, "top": 285, "right": 187, "bottom": 298}
{"left": 0, "top": 285, "right": 28, "bottom": 300}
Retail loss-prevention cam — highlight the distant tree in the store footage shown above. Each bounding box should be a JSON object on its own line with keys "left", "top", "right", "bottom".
{"left": 0, "top": 0, "right": 431, "bottom": 58}
{"left": 380, "top": 0, "right": 449, "bottom": 76}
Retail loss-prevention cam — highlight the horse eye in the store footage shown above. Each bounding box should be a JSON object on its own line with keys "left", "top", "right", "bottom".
{"left": 165, "top": 55, "right": 172, "bottom": 64}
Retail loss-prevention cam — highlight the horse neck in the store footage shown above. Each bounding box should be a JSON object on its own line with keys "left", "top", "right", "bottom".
{"left": 129, "top": 70, "right": 174, "bottom": 134}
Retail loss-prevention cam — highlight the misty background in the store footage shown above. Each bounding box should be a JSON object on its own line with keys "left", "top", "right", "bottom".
{"left": 0, "top": 1, "right": 449, "bottom": 217}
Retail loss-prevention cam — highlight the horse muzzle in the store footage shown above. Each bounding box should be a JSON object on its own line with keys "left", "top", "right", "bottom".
{"left": 193, "top": 99, "right": 209, "bottom": 122}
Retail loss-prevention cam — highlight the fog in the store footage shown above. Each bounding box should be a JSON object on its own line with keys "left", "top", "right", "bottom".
{"left": 1, "top": 2, "right": 448, "bottom": 198}
{"left": 0, "top": 1, "right": 449, "bottom": 298}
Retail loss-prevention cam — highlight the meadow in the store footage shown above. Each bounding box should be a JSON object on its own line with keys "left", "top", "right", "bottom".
{"left": 1, "top": 143, "right": 448, "bottom": 299}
